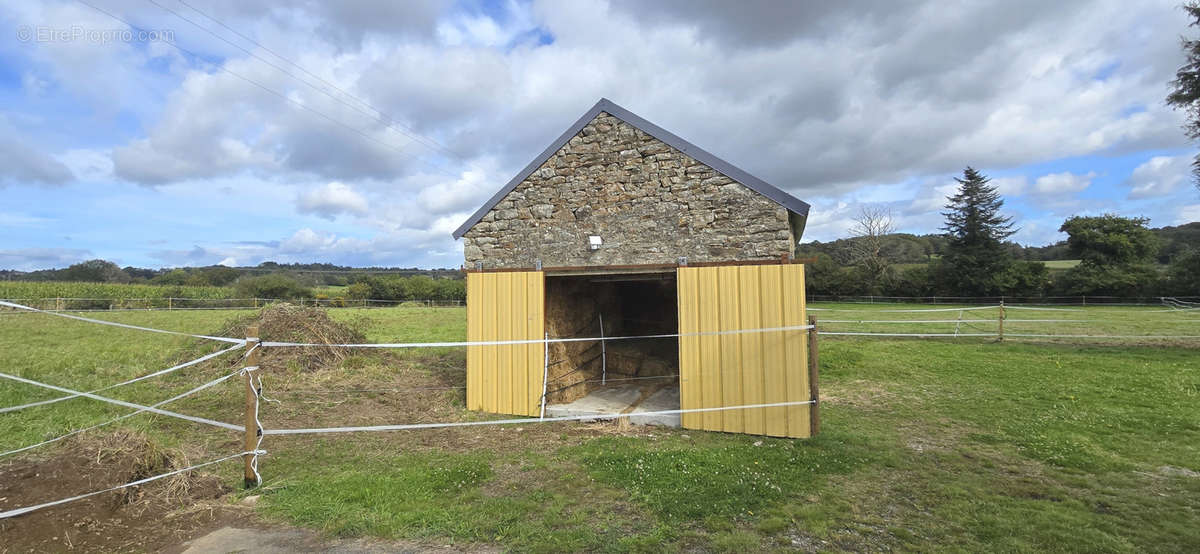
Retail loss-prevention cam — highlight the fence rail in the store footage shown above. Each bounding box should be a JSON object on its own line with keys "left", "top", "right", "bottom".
{"left": 4, "top": 294, "right": 1199, "bottom": 312}
{"left": 807, "top": 295, "right": 1200, "bottom": 306}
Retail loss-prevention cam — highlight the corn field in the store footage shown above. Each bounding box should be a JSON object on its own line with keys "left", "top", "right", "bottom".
{"left": 0, "top": 282, "right": 235, "bottom": 310}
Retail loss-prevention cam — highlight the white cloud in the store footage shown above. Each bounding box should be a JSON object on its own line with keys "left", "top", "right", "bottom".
{"left": 799, "top": 201, "right": 859, "bottom": 242}
{"left": 0, "top": 117, "right": 73, "bottom": 187}
{"left": 1032, "top": 171, "right": 1096, "bottom": 196}
{"left": 3, "top": 0, "right": 1198, "bottom": 267}
{"left": 1179, "top": 204, "right": 1200, "bottom": 224}
{"left": 1128, "top": 155, "right": 1190, "bottom": 199}
{"left": 296, "top": 182, "right": 370, "bottom": 220}
{"left": 78, "top": 0, "right": 1185, "bottom": 197}
{"left": 0, "top": 248, "right": 91, "bottom": 271}
{"left": 908, "top": 182, "right": 958, "bottom": 214}
{"left": 991, "top": 176, "right": 1028, "bottom": 196}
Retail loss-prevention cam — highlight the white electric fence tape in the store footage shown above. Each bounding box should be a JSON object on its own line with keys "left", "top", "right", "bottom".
{"left": 1003, "top": 333, "right": 1200, "bottom": 339}
{"left": 818, "top": 331, "right": 1200, "bottom": 339}
{"left": 262, "top": 399, "right": 815, "bottom": 436}
{"left": 806, "top": 305, "right": 998, "bottom": 313}
{"left": 262, "top": 324, "right": 815, "bottom": 348}
{"left": 0, "top": 372, "right": 242, "bottom": 431}
{"left": 0, "top": 343, "right": 244, "bottom": 414}
{"left": 0, "top": 300, "right": 244, "bottom": 344}
{"left": 0, "top": 450, "right": 265, "bottom": 519}
{"left": 819, "top": 331, "right": 997, "bottom": 337}
{"left": 0, "top": 369, "right": 246, "bottom": 459}
{"left": 1002, "top": 305, "right": 1083, "bottom": 312}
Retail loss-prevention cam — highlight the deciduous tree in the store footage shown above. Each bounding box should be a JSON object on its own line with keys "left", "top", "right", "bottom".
{"left": 849, "top": 205, "right": 896, "bottom": 293}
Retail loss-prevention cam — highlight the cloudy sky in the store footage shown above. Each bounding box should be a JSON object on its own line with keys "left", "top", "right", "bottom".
{"left": 1, "top": 0, "right": 1197, "bottom": 270}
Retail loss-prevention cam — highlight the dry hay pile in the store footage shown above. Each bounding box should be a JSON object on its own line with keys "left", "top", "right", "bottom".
{"left": 217, "top": 303, "right": 366, "bottom": 371}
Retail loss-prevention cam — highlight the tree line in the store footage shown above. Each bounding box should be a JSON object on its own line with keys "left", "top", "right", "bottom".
{"left": 0, "top": 261, "right": 463, "bottom": 287}
{"left": 801, "top": 168, "right": 1200, "bottom": 298}
{"left": 0, "top": 260, "right": 468, "bottom": 302}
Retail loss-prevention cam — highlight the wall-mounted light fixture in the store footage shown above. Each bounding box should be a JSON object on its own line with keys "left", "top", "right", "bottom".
{"left": 588, "top": 235, "right": 602, "bottom": 251}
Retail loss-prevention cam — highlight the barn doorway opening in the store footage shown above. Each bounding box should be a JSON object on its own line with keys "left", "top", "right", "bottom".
{"left": 542, "top": 272, "right": 680, "bottom": 424}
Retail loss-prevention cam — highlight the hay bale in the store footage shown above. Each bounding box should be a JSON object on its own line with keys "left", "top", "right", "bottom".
{"left": 217, "top": 303, "right": 366, "bottom": 371}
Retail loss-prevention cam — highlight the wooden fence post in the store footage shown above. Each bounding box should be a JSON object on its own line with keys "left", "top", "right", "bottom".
{"left": 998, "top": 301, "right": 1006, "bottom": 342}
{"left": 807, "top": 315, "right": 820, "bottom": 436}
{"left": 243, "top": 326, "right": 261, "bottom": 488}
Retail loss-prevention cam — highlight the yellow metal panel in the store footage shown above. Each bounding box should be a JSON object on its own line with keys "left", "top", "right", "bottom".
{"left": 526, "top": 274, "right": 545, "bottom": 417}
{"left": 717, "top": 266, "right": 743, "bottom": 433}
{"left": 782, "top": 264, "right": 810, "bottom": 438}
{"left": 497, "top": 273, "right": 513, "bottom": 414}
{"left": 676, "top": 263, "right": 810, "bottom": 437}
{"left": 698, "top": 269, "right": 722, "bottom": 431}
{"left": 466, "top": 271, "right": 544, "bottom": 417}
{"left": 504, "top": 272, "right": 520, "bottom": 416}
{"left": 466, "top": 274, "right": 483, "bottom": 411}
{"left": 738, "top": 265, "right": 765, "bottom": 435}
{"left": 676, "top": 268, "right": 703, "bottom": 429}
{"left": 482, "top": 274, "right": 497, "bottom": 413}
{"left": 759, "top": 265, "right": 788, "bottom": 437}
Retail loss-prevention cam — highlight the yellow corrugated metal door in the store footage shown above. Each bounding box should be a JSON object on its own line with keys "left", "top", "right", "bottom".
{"left": 467, "top": 271, "right": 545, "bottom": 417}
{"left": 677, "top": 264, "right": 810, "bottom": 438}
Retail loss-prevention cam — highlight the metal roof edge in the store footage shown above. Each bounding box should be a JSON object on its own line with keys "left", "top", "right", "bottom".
{"left": 452, "top": 98, "right": 810, "bottom": 239}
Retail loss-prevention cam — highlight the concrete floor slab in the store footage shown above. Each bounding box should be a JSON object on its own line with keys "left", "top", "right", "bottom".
{"left": 628, "top": 386, "right": 681, "bottom": 427}
{"left": 545, "top": 384, "right": 680, "bottom": 427}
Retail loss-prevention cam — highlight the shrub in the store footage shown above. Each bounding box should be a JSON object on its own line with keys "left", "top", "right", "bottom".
{"left": 1054, "top": 263, "right": 1161, "bottom": 297}
{"left": 346, "top": 282, "right": 371, "bottom": 300}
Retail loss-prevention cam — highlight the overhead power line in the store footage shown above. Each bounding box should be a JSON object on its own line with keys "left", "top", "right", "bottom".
{"left": 149, "top": 0, "right": 467, "bottom": 164}
{"left": 74, "top": 0, "right": 460, "bottom": 179}
{"left": 172, "top": 0, "right": 465, "bottom": 162}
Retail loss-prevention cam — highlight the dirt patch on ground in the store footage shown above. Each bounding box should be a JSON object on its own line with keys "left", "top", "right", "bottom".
{"left": 0, "top": 431, "right": 239, "bottom": 553}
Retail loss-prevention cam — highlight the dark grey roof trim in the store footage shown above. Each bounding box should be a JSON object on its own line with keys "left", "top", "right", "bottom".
{"left": 452, "top": 98, "right": 810, "bottom": 239}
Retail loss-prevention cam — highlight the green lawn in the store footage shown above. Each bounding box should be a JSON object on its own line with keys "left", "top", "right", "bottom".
{"left": 1042, "top": 259, "right": 1082, "bottom": 269}
{"left": 1, "top": 306, "right": 1198, "bottom": 551}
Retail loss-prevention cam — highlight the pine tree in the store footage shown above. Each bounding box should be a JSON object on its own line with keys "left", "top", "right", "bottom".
{"left": 1167, "top": 1, "right": 1200, "bottom": 190}
{"left": 937, "top": 167, "right": 1017, "bottom": 295}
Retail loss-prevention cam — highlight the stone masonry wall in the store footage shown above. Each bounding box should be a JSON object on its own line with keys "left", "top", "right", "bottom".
{"left": 462, "top": 112, "right": 795, "bottom": 268}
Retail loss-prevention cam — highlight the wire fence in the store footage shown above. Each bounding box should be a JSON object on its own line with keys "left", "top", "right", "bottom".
{"left": 807, "top": 295, "right": 1200, "bottom": 306}
{"left": 0, "top": 299, "right": 817, "bottom": 520}
{"left": 4, "top": 294, "right": 1199, "bottom": 313}
{"left": 2, "top": 295, "right": 1197, "bottom": 520}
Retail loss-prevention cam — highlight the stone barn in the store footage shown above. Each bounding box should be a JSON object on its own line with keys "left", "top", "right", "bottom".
{"left": 453, "top": 98, "right": 814, "bottom": 438}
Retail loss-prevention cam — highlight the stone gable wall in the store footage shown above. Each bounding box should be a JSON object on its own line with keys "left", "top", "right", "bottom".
{"left": 462, "top": 112, "right": 795, "bottom": 268}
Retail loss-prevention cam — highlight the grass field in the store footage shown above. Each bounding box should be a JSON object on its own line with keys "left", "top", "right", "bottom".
{"left": 1, "top": 304, "right": 1198, "bottom": 551}
{"left": 1042, "top": 259, "right": 1082, "bottom": 270}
